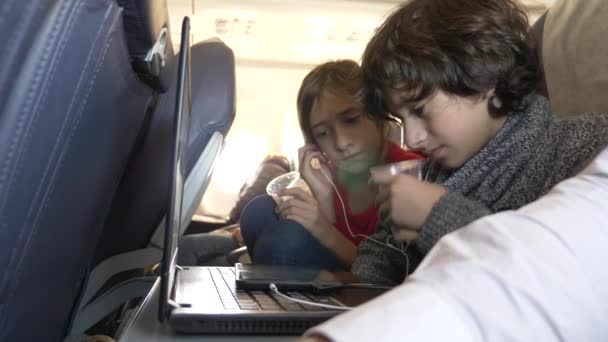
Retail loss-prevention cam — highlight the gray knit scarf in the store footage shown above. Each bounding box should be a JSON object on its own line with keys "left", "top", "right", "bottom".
{"left": 431, "top": 95, "right": 551, "bottom": 207}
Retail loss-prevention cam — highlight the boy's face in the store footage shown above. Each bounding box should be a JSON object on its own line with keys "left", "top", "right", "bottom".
{"left": 386, "top": 89, "right": 507, "bottom": 170}
{"left": 309, "top": 90, "right": 384, "bottom": 174}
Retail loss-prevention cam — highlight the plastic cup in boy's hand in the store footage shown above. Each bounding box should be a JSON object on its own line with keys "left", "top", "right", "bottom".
{"left": 266, "top": 171, "right": 312, "bottom": 204}
{"left": 369, "top": 159, "right": 424, "bottom": 179}
{"left": 370, "top": 159, "right": 424, "bottom": 241}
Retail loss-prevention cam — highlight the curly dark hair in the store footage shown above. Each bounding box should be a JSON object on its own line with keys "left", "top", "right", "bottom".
{"left": 362, "top": 0, "right": 539, "bottom": 119}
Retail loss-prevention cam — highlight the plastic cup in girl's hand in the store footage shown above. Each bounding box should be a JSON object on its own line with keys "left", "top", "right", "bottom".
{"left": 266, "top": 171, "right": 312, "bottom": 204}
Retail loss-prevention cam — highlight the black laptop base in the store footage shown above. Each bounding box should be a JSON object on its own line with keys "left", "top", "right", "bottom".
{"left": 168, "top": 266, "right": 342, "bottom": 334}
{"left": 169, "top": 313, "right": 334, "bottom": 335}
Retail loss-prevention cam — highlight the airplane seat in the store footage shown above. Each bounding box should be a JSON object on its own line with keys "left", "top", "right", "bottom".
{"left": 0, "top": 0, "right": 159, "bottom": 340}
{"left": 185, "top": 40, "right": 237, "bottom": 178}
{"left": 92, "top": 0, "right": 176, "bottom": 269}
{"left": 90, "top": 37, "right": 236, "bottom": 268}
{"left": 118, "top": 0, "right": 174, "bottom": 92}
{"left": 62, "top": 0, "right": 176, "bottom": 336}
{"left": 149, "top": 38, "right": 239, "bottom": 257}
{"left": 68, "top": 24, "right": 237, "bottom": 337}
{"left": 531, "top": 11, "right": 549, "bottom": 98}
{"left": 533, "top": 0, "right": 608, "bottom": 117}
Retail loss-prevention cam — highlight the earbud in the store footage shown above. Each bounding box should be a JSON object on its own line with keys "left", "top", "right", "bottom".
{"left": 310, "top": 157, "right": 321, "bottom": 170}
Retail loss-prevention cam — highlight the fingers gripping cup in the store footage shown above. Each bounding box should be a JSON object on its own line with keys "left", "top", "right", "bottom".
{"left": 369, "top": 159, "right": 425, "bottom": 241}
{"left": 266, "top": 171, "right": 312, "bottom": 204}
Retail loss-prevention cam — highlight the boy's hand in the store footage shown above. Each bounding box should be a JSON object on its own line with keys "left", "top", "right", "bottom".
{"left": 371, "top": 172, "right": 447, "bottom": 240}
{"left": 275, "top": 187, "right": 334, "bottom": 239}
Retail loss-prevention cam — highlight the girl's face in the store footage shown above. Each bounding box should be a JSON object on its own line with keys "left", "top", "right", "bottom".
{"left": 386, "top": 89, "right": 507, "bottom": 170}
{"left": 309, "top": 90, "right": 385, "bottom": 174}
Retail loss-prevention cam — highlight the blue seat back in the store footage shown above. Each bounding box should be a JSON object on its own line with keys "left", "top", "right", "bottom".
{"left": 186, "top": 39, "right": 237, "bottom": 174}
{"left": 0, "top": 0, "right": 156, "bottom": 340}
{"left": 92, "top": 0, "right": 177, "bottom": 266}
{"left": 93, "top": 38, "right": 236, "bottom": 265}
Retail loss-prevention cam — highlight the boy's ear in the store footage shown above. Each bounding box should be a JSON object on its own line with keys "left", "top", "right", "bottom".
{"left": 484, "top": 88, "right": 496, "bottom": 99}
{"left": 485, "top": 88, "right": 502, "bottom": 109}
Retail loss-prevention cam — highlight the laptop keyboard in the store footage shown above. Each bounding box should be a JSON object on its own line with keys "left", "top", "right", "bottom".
{"left": 209, "top": 267, "right": 333, "bottom": 311}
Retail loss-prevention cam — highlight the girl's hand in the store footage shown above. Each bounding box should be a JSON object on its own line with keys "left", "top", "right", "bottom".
{"left": 231, "top": 228, "right": 244, "bottom": 247}
{"left": 275, "top": 187, "right": 334, "bottom": 239}
{"left": 371, "top": 172, "right": 447, "bottom": 240}
{"left": 298, "top": 145, "right": 333, "bottom": 201}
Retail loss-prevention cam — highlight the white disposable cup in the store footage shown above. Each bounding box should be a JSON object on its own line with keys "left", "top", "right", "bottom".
{"left": 266, "top": 171, "right": 312, "bottom": 204}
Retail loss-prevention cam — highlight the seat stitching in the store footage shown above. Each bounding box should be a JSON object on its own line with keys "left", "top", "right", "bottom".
{"left": 0, "top": 0, "right": 72, "bottom": 279}
{"left": 32, "top": 10, "right": 120, "bottom": 243}
{"left": 2, "top": 0, "right": 108, "bottom": 309}
{"left": 0, "top": 1, "right": 72, "bottom": 334}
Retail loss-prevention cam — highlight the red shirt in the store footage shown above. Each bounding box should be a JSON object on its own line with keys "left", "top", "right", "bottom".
{"left": 332, "top": 142, "right": 425, "bottom": 245}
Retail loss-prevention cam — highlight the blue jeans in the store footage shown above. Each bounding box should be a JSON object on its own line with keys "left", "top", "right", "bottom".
{"left": 240, "top": 195, "right": 345, "bottom": 270}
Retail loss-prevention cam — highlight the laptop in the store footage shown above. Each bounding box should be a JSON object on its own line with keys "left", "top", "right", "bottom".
{"left": 159, "top": 16, "right": 387, "bottom": 335}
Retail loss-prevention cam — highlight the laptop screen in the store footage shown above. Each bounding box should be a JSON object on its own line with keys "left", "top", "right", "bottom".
{"left": 159, "top": 16, "right": 191, "bottom": 322}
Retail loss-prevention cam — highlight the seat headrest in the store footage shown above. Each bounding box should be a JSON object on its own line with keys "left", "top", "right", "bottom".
{"left": 117, "top": 0, "right": 174, "bottom": 92}
{"left": 186, "top": 38, "right": 237, "bottom": 174}
{"left": 542, "top": 0, "right": 608, "bottom": 116}
{"left": 531, "top": 11, "right": 548, "bottom": 98}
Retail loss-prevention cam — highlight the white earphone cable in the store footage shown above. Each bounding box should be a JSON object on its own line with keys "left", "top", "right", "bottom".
{"left": 317, "top": 164, "right": 411, "bottom": 275}
{"left": 269, "top": 283, "right": 352, "bottom": 310}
